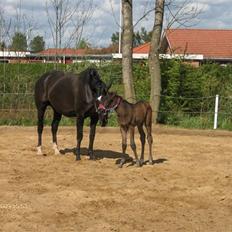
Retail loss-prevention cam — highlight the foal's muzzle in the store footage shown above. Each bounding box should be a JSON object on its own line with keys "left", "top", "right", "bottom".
{"left": 97, "top": 108, "right": 108, "bottom": 127}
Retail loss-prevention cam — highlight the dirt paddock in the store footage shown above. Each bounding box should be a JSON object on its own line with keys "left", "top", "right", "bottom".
{"left": 0, "top": 125, "right": 231, "bottom": 231}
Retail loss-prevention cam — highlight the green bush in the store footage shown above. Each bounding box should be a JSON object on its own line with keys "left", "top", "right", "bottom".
{"left": 1, "top": 61, "right": 232, "bottom": 130}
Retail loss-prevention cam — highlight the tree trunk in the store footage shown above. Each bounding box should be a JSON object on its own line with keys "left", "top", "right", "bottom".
{"left": 122, "top": 0, "right": 136, "bottom": 103}
{"left": 148, "top": 0, "right": 165, "bottom": 123}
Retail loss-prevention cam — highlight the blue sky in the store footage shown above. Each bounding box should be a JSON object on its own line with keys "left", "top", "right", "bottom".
{"left": 1, "top": 0, "right": 232, "bottom": 48}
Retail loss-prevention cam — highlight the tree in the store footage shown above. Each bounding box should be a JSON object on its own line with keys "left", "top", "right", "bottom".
{"left": 148, "top": 0, "right": 165, "bottom": 123}
{"left": 133, "top": 27, "right": 152, "bottom": 47}
{"left": 0, "top": 41, "right": 6, "bottom": 50}
{"left": 45, "top": 0, "right": 93, "bottom": 49}
{"left": 140, "top": 27, "right": 152, "bottom": 43}
{"left": 165, "top": 0, "right": 201, "bottom": 29}
{"left": 121, "top": 0, "right": 136, "bottom": 103}
{"left": 29, "top": 36, "right": 45, "bottom": 53}
{"left": 111, "top": 27, "right": 152, "bottom": 47}
{"left": 0, "top": 8, "right": 11, "bottom": 49}
{"left": 11, "top": 32, "right": 27, "bottom": 51}
{"left": 76, "top": 38, "right": 90, "bottom": 49}
{"left": 111, "top": 32, "right": 119, "bottom": 45}
{"left": 148, "top": 0, "right": 201, "bottom": 123}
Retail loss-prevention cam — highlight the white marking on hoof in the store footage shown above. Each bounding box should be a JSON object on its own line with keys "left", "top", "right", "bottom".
{"left": 97, "top": 95, "right": 102, "bottom": 101}
{"left": 53, "top": 143, "right": 60, "bottom": 155}
{"left": 37, "top": 146, "right": 43, "bottom": 155}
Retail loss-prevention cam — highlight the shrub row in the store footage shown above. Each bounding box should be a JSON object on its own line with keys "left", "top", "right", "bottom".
{"left": 1, "top": 60, "right": 232, "bottom": 129}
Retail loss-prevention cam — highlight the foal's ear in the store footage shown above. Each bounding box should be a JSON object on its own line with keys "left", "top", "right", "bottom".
{"left": 110, "top": 91, "right": 117, "bottom": 98}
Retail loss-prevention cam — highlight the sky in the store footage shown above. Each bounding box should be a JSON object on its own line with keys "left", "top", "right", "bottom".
{"left": 0, "top": 0, "right": 232, "bottom": 49}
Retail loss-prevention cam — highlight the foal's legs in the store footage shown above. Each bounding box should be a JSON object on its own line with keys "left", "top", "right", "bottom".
{"left": 76, "top": 117, "right": 84, "bottom": 161}
{"left": 145, "top": 124, "right": 153, "bottom": 165}
{"left": 51, "top": 109, "right": 62, "bottom": 155}
{"left": 138, "top": 125, "right": 146, "bottom": 164}
{"left": 88, "top": 115, "right": 98, "bottom": 160}
{"left": 36, "top": 103, "right": 47, "bottom": 155}
{"left": 118, "top": 126, "right": 128, "bottom": 168}
{"left": 129, "top": 126, "right": 141, "bottom": 167}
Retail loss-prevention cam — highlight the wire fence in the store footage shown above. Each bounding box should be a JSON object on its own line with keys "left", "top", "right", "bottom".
{"left": 1, "top": 90, "right": 232, "bottom": 129}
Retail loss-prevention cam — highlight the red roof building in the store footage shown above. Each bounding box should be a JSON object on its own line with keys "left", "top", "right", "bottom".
{"left": 39, "top": 48, "right": 86, "bottom": 56}
{"left": 28, "top": 48, "right": 112, "bottom": 64}
{"left": 133, "top": 42, "right": 151, "bottom": 54}
{"left": 132, "top": 29, "right": 232, "bottom": 65}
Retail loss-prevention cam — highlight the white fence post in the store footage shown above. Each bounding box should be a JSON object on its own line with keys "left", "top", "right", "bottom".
{"left": 213, "top": 94, "right": 219, "bottom": 129}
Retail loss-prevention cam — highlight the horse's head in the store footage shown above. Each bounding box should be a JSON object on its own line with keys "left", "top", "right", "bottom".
{"left": 88, "top": 68, "right": 112, "bottom": 99}
{"left": 97, "top": 92, "right": 121, "bottom": 127}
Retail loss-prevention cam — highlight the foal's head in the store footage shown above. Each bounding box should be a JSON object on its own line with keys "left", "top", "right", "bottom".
{"left": 97, "top": 92, "right": 121, "bottom": 127}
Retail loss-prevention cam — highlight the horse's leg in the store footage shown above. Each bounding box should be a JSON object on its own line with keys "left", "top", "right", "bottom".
{"left": 145, "top": 124, "right": 153, "bottom": 165}
{"left": 88, "top": 115, "right": 98, "bottom": 160}
{"left": 76, "top": 117, "right": 84, "bottom": 161}
{"left": 36, "top": 103, "right": 47, "bottom": 155}
{"left": 118, "top": 126, "right": 128, "bottom": 168}
{"left": 129, "top": 126, "right": 140, "bottom": 167}
{"left": 138, "top": 125, "right": 145, "bottom": 165}
{"left": 51, "top": 109, "right": 62, "bottom": 155}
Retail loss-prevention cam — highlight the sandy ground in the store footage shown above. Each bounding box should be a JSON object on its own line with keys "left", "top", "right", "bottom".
{"left": 0, "top": 125, "right": 232, "bottom": 232}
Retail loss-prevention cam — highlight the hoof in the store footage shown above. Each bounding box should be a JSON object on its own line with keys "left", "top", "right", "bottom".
{"left": 136, "top": 160, "right": 141, "bottom": 167}
{"left": 53, "top": 143, "right": 60, "bottom": 155}
{"left": 54, "top": 149, "right": 61, "bottom": 155}
{"left": 37, "top": 146, "right": 43, "bottom": 155}
{"left": 140, "top": 159, "right": 144, "bottom": 165}
{"left": 88, "top": 150, "right": 96, "bottom": 160}
{"left": 89, "top": 155, "right": 96, "bottom": 160}
{"left": 118, "top": 163, "right": 123, "bottom": 168}
{"left": 76, "top": 156, "right": 81, "bottom": 161}
{"left": 118, "top": 158, "right": 126, "bottom": 168}
{"left": 149, "top": 160, "right": 154, "bottom": 165}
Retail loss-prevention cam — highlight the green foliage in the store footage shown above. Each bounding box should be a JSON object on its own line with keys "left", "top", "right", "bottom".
{"left": 76, "top": 39, "right": 90, "bottom": 49}
{"left": 158, "top": 60, "right": 232, "bottom": 129}
{"left": 133, "top": 62, "right": 150, "bottom": 101}
{"left": 1, "top": 61, "right": 232, "bottom": 130}
{"left": 0, "top": 41, "right": 6, "bottom": 50}
{"left": 111, "top": 32, "right": 119, "bottom": 45}
{"left": 30, "top": 36, "right": 45, "bottom": 52}
{"left": 111, "top": 27, "right": 151, "bottom": 47}
{"left": 133, "top": 27, "right": 152, "bottom": 47}
{"left": 11, "top": 32, "right": 27, "bottom": 51}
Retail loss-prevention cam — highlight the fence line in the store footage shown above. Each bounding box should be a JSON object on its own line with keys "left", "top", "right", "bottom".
{"left": 0, "top": 92, "right": 232, "bottom": 129}
{"left": 0, "top": 91, "right": 230, "bottom": 100}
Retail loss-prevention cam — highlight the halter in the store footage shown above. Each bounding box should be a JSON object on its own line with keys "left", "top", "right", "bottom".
{"left": 97, "top": 96, "right": 122, "bottom": 113}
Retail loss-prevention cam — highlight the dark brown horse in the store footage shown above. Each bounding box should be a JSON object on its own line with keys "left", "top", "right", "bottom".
{"left": 34, "top": 68, "right": 111, "bottom": 161}
{"left": 97, "top": 92, "right": 153, "bottom": 167}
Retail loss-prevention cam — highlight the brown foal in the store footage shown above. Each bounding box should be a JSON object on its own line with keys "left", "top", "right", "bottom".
{"left": 98, "top": 92, "right": 154, "bottom": 167}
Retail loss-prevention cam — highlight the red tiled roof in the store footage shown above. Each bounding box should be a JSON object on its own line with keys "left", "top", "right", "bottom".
{"left": 133, "top": 29, "right": 232, "bottom": 59}
{"left": 39, "top": 48, "right": 86, "bottom": 56}
{"left": 166, "top": 29, "right": 232, "bottom": 59}
{"left": 133, "top": 42, "right": 150, "bottom": 54}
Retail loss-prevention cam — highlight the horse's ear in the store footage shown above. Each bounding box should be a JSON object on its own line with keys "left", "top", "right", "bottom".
{"left": 89, "top": 68, "right": 97, "bottom": 78}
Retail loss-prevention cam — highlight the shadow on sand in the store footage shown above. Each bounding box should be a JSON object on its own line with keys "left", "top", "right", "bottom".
{"left": 60, "top": 147, "right": 168, "bottom": 167}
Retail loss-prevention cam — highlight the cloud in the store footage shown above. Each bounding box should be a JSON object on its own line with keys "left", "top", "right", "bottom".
{"left": 197, "top": 0, "right": 231, "bottom": 4}
{"left": 1, "top": 0, "right": 232, "bottom": 48}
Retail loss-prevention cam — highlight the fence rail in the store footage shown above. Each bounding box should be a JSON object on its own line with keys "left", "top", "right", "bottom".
{"left": 0, "top": 92, "right": 232, "bottom": 129}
